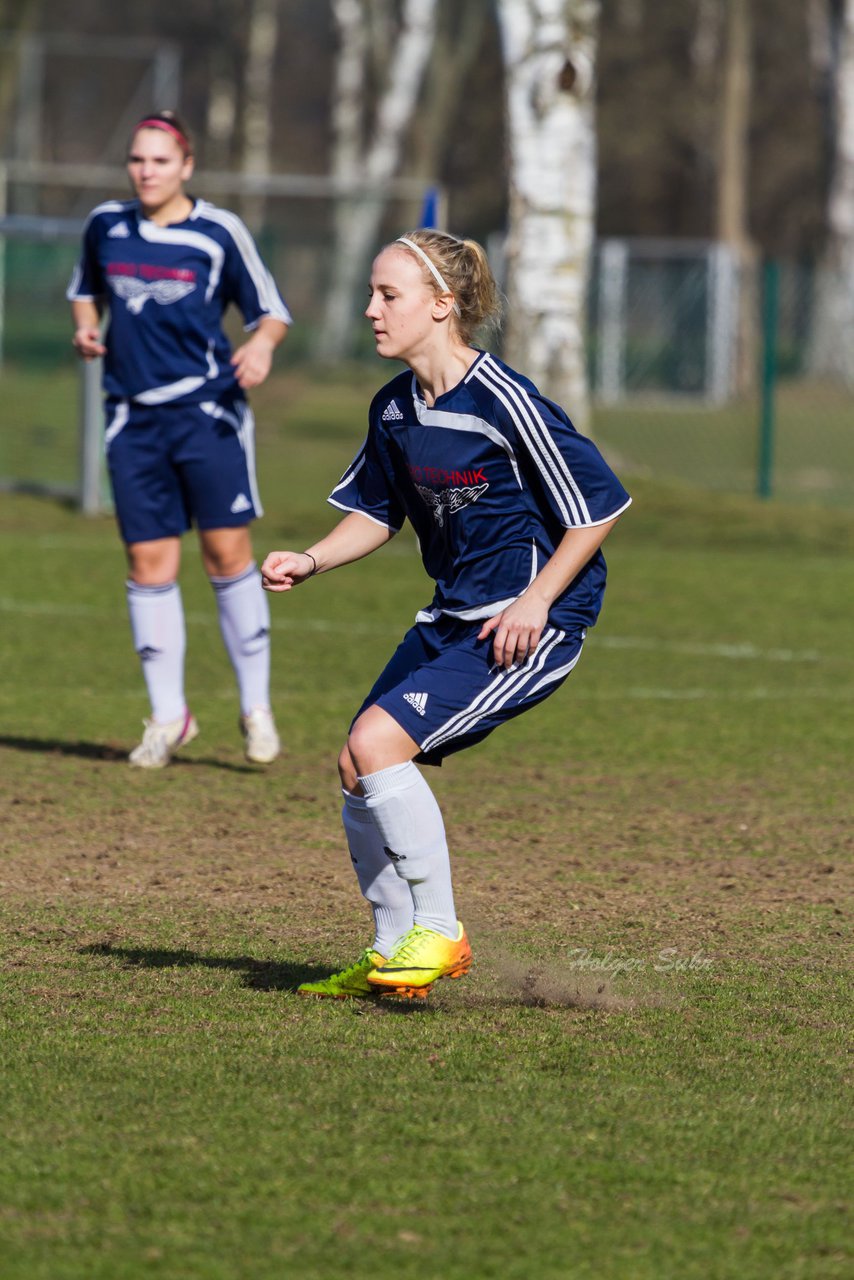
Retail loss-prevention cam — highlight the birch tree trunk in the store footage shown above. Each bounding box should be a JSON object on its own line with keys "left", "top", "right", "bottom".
{"left": 316, "top": 0, "right": 439, "bottom": 361}
{"left": 326, "top": 0, "right": 367, "bottom": 332}
{"left": 497, "top": 0, "right": 599, "bottom": 430}
{"left": 240, "top": 0, "right": 279, "bottom": 230}
{"left": 716, "top": 0, "right": 757, "bottom": 395}
{"left": 812, "top": 0, "right": 854, "bottom": 383}
{"left": 206, "top": 24, "right": 238, "bottom": 172}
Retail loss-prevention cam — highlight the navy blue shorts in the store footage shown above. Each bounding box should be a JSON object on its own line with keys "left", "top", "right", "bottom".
{"left": 354, "top": 614, "right": 586, "bottom": 765}
{"left": 104, "top": 393, "right": 262, "bottom": 545}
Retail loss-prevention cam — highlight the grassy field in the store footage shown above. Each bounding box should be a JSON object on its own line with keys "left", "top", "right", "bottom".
{"left": 0, "top": 371, "right": 851, "bottom": 1279}
{"left": 595, "top": 378, "right": 854, "bottom": 508}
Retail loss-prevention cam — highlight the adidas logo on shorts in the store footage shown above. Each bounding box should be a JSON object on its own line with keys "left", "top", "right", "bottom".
{"left": 230, "top": 493, "right": 252, "bottom": 513}
{"left": 403, "top": 691, "right": 429, "bottom": 716}
{"left": 382, "top": 400, "right": 404, "bottom": 421}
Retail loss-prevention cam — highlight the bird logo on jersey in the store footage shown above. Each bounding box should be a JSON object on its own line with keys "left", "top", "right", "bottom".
{"left": 414, "top": 479, "right": 489, "bottom": 528}
{"left": 108, "top": 274, "right": 197, "bottom": 315}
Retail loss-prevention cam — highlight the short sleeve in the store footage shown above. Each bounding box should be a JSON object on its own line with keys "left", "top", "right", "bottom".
{"left": 327, "top": 424, "right": 406, "bottom": 532}
{"left": 508, "top": 394, "right": 631, "bottom": 529}
{"left": 219, "top": 213, "right": 292, "bottom": 329}
{"left": 66, "top": 217, "right": 105, "bottom": 302}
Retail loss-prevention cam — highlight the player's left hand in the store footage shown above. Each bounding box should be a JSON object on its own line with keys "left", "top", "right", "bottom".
{"left": 231, "top": 336, "right": 274, "bottom": 389}
{"left": 478, "top": 593, "right": 549, "bottom": 670}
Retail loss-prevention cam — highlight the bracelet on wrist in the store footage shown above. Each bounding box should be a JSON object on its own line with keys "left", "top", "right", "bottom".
{"left": 303, "top": 551, "right": 317, "bottom": 577}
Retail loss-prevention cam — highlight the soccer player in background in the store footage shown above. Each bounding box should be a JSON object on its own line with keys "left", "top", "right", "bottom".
{"left": 68, "top": 111, "right": 291, "bottom": 768}
{"left": 262, "top": 231, "right": 630, "bottom": 1000}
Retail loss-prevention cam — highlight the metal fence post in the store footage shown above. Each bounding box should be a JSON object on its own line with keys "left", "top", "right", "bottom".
{"left": 596, "top": 238, "right": 628, "bottom": 403}
{"left": 757, "top": 258, "right": 779, "bottom": 500}
{"left": 706, "top": 242, "right": 737, "bottom": 403}
{"left": 79, "top": 357, "right": 105, "bottom": 514}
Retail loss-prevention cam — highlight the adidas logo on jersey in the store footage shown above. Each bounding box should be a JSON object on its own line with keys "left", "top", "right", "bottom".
{"left": 107, "top": 221, "right": 130, "bottom": 238}
{"left": 230, "top": 493, "right": 252, "bottom": 514}
{"left": 382, "top": 400, "right": 404, "bottom": 421}
{"left": 403, "top": 691, "right": 429, "bottom": 716}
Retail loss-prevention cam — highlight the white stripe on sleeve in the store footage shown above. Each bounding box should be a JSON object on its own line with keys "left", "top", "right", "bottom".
{"left": 475, "top": 357, "right": 591, "bottom": 525}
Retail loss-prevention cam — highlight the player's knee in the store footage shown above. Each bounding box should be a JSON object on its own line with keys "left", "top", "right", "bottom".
{"left": 338, "top": 743, "right": 359, "bottom": 792}
{"left": 200, "top": 528, "right": 253, "bottom": 580}
{"left": 347, "top": 716, "right": 390, "bottom": 779}
{"left": 204, "top": 551, "right": 253, "bottom": 579}
{"left": 346, "top": 718, "right": 377, "bottom": 779}
{"left": 348, "top": 707, "right": 416, "bottom": 779}
{"left": 127, "top": 541, "right": 180, "bottom": 586}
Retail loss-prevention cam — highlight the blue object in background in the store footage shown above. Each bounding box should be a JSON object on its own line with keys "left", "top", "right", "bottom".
{"left": 419, "top": 186, "right": 440, "bottom": 229}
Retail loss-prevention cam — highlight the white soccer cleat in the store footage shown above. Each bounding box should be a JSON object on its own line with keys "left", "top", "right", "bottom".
{"left": 241, "top": 707, "right": 281, "bottom": 764}
{"left": 128, "top": 710, "right": 199, "bottom": 769}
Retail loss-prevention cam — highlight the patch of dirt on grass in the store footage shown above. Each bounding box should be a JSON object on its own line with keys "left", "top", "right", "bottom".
{"left": 1, "top": 751, "right": 850, "bottom": 992}
{"left": 481, "top": 947, "right": 678, "bottom": 1012}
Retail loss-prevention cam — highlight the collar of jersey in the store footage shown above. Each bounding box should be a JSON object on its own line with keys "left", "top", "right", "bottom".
{"left": 132, "top": 197, "right": 202, "bottom": 229}
{"left": 410, "top": 350, "right": 487, "bottom": 418}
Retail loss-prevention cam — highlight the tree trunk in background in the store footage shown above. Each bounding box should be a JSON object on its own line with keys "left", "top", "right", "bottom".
{"left": 330, "top": 0, "right": 367, "bottom": 194}
{"left": 497, "top": 0, "right": 599, "bottom": 431}
{"left": 717, "top": 0, "right": 750, "bottom": 247}
{"left": 206, "top": 2, "right": 239, "bottom": 174}
{"left": 692, "top": 0, "right": 721, "bottom": 140}
{"left": 316, "top": 0, "right": 438, "bottom": 361}
{"left": 406, "top": 1, "right": 491, "bottom": 227}
{"left": 716, "top": 0, "right": 757, "bottom": 395}
{"left": 326, "top": 0, "right": 367, "bottom": 309}
{"left": 240, "top": 0, "right": 278, "bottom": 230}
{"left": 0, "top": 0, "right": 41, "bottom": 153}
{"left": 812, "top": 0, "right": 854, "bottom": 383}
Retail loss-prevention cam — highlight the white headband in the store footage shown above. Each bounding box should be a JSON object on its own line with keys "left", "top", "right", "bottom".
{"left": 396, "top": 237, "right": 461, "bottom": 316}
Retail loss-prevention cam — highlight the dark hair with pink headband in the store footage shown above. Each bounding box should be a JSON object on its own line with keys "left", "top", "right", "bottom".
{"left": 133, "top": 111, "right": 193, "bottom": 157}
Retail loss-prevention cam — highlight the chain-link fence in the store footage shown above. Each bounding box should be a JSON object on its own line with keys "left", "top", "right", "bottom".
{"left": 589, "top": 242, "right": 853, "bottom": 508}
{"left": 0, "top": 221, "right": 82, "bottom": 501}
{"left": 1, "top": 216, "right": 852, "bottom": 510}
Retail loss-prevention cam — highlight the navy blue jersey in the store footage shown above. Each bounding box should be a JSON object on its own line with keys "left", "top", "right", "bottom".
{"left": 67, "top": 198, "right": 291, "bottom": 405}
{"left": 330, "top": 351, "right": 631, "bottom": 629}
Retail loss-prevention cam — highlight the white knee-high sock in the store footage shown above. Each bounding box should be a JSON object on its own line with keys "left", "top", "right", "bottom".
{"left": 358, "top": 762, "right": 458, "bottom": 939}
{"left": 342, "top": 790, "right": 413, "bottom": 957}
{"left": 210, "top": 563, "right": 271, "bottom": 715}
{"left": 126, "top": 580, "right": 187, "bottom": 723}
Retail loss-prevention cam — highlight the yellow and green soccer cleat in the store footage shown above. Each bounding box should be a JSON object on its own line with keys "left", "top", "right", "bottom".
{"left": 297, "top": 948, "right": 386, "bottom": 1000}
{"left": 366, "top": 922, "right": 472, "bottom": 999}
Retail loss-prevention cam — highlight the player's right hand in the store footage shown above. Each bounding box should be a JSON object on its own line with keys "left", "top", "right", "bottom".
{"left": 261, "top": 550, "right": 315, "bottom": 592}
{"left": 72, "top": 327, "right": 107, "bottom": 360}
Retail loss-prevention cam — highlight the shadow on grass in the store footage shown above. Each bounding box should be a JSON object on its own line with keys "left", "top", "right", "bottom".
{"left": 80, "top": 941, "right": 319, "bottom": 990}
{"left": 1, "top": 735, "right": 129, "bottom": 762}
{"left": 78, "top": 942, "right": 431, "bottom": 1014}
{"left": 0, "top": 735, "right": 257, "bottom": 773}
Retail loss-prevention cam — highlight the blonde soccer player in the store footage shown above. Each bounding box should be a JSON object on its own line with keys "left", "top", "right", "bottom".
{"left": 262, "top": 231, "right": 630, "bottom": 999}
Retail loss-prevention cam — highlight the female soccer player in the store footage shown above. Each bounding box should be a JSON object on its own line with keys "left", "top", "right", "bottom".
{"left": 262, "top": 230, "right": 630, "bottom": 999}
{"left": 68, "top": 111, "right": 291, "bottom": 768}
